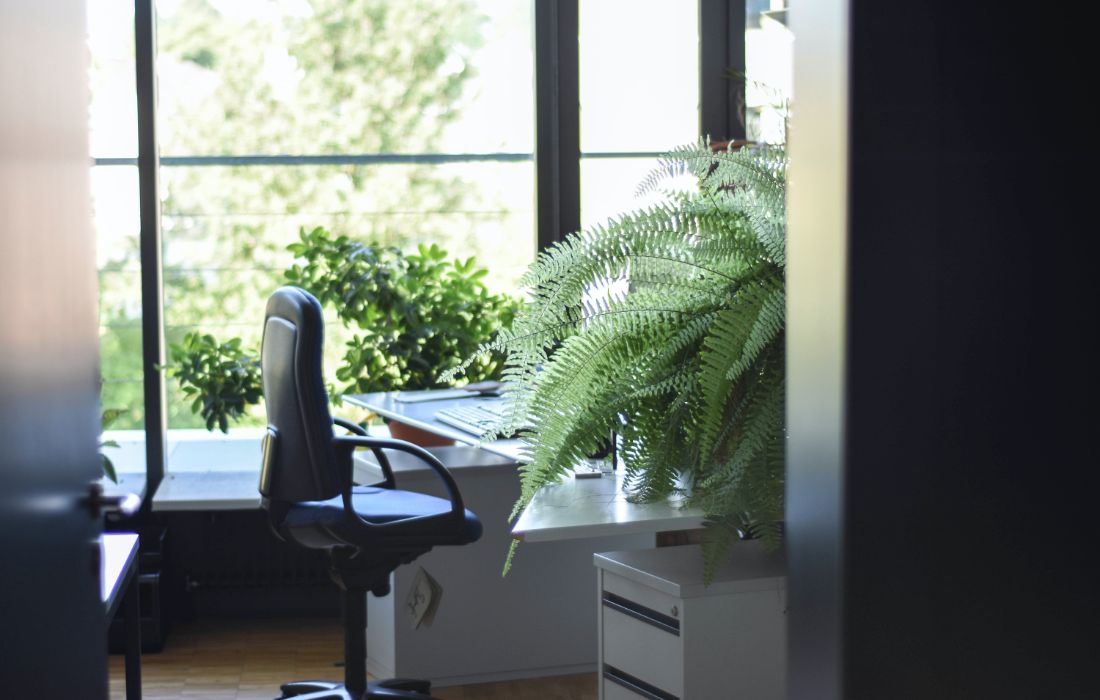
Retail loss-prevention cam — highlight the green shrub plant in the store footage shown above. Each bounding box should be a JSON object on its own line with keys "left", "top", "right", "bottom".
{"left": 167, "top": 228, "right": 518, "bottom": 432}
{"left": 285, "top": 227, "right": 516, "bottom": 393}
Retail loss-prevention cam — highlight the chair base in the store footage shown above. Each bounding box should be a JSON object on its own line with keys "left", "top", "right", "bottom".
{"left": 278, "top": 677, "right": 435, "bottom": 699}
{"left": 274, "top": 551, "right": 438, "bottom": 699}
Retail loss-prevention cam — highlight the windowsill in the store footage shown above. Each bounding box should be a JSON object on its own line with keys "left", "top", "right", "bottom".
{"left": 103, "top": 425, "right": 389, "bottom": 511}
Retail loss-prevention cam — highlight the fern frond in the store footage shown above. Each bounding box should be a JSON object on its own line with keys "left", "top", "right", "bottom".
{"left": 491, "top": 140, "right": 788, "bottom": 576}
{"left": 633, "top": 138, "right": 713, "bottom": 197}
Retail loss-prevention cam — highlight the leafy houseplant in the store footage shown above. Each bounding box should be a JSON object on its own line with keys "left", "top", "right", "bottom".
{"left": 285, "top": 227, "right": 517, "bottom": 394}
{"left": 451, "top": 142, "right": 788, "bottom": 576}
{"left": 166, "top": 333, "right": 263, "bottom": 432}
{"left": 167, "top": 228, "right": 518, "bottom": 434}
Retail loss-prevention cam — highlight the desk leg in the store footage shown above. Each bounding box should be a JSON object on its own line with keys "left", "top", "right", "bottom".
{"left": 123, "top": 571, "right": 142, "bottom": 700}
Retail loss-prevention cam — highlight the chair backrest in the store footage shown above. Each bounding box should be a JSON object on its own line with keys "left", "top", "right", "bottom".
{"left": 258, "top": 286, "right": 342, "bottom": 505}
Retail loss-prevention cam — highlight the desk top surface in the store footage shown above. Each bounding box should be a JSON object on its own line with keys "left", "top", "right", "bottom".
{"left": 345, "top": 391, "right": 704, "bottom": 542}
{"left": 344, "top": 391, "right": 525, "bottom": 462}
{"left": 101, "top": 532, "right": 139, "bottom": 612}
{"left": 511, "top": 471, "right": 705, "bottom": 542}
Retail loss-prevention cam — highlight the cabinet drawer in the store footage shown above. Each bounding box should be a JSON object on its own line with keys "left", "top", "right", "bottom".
{"left": 603, "top": 571, "right": 681, "bottom": 622}
{"left": 602, "top": 603, "right": 682, "bottom": 695}
{"left": 604, "top": 679, "right": 646, "bottom": 700}
{"left": 603, "top": 665, "right": 681, "bottom": 700}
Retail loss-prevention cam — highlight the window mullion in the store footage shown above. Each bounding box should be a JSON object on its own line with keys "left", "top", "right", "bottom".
{"left": 534, "top": 0, "right": 580, "bottom": 250}
{"left": 135, "top": 0, "right": 166, "bottom": 505}
{"left": 700, "top": 0, "right": 747, "bottom": 142}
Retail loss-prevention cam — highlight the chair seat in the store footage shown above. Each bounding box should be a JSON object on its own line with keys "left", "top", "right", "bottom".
{"left": 281, "top": 486, "right": 482, "bottom": 550}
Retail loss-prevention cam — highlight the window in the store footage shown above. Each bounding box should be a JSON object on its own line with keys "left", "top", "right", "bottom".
{"left": 89, "top": 2, "right": 147, "bottom": 483}
{"left": 745, "top": 0, "right": 791, "bottom": 143}
{"left": 154, "top": 0, "right": 536, "bottom": 434}
{"left": 91, "top": 0, "right": 732, "bottom": 486}
{"left": 578, "top": 0, "right": 700, "bottom": 229}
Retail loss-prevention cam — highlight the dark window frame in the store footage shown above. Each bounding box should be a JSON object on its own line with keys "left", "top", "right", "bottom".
{"left": 135, "top": 0, "right": 165, "bottom": 507}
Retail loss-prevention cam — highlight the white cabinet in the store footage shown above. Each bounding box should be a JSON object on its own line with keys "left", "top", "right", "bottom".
{"left": 594, "top": 543, "right": 786, "bottom": 700}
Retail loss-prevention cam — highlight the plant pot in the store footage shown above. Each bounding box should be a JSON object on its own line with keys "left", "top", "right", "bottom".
{"left": 386, "top": 419, "right": 455, "bottom": 447}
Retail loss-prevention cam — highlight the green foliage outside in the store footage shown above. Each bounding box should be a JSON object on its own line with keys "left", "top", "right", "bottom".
{"left": 96, "top": 0, "right": 511, "bottom": 431}
{"left": 99, "top": 408, "right": 125, "bottom": 482}
{"left": 450, "top": 142, "right": 788, "bottom": 577}
{"left": 168, "top": 229, "right": 517, "bottom": 433}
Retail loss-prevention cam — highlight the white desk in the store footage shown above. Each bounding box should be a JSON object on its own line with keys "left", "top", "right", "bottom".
{"left": 102, "top": 533, "right": 141, "bottom": 699}
{"left": 343, "top": 391, "right": 524, "bottom": 461}
{"left": 345, "top": 391, "right": 705, "bottom": 542}
{"left": 512, "top": 471, "right": 705, "bottom": 542}
{"left": 347, "top": 391, "right": 716, "bottom": 694}
{"left": 344, "top": 391, "right": 660, "bottom": 686}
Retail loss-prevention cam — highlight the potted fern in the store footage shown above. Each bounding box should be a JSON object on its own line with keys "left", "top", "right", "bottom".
{"left": 450, "top": 141, "right": 787, "bottom": 576}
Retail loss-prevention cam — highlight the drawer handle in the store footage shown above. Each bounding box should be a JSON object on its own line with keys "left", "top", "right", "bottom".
{"left": 602, "top": 592, "right": 681, "bottom": 635}
{"left": 604, "top": 663, "right": 680, "bottom": 700}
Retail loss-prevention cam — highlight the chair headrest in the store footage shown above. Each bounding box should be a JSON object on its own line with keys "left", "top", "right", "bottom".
{"left": 259, "top": 286, "right": 342, "bottom": 504}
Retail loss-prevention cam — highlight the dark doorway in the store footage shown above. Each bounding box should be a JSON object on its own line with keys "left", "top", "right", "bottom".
{"left": 0, "top": 2, "right": 107, "bottom": 696}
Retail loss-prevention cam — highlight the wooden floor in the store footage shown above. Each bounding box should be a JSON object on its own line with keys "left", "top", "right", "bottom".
{"left": 108, "top": 617, "right": 597, "bottom": 700}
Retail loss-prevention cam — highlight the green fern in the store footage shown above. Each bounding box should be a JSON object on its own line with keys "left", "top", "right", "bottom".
{"left": 448, "top": 142, "right": 787, "bottom": 578}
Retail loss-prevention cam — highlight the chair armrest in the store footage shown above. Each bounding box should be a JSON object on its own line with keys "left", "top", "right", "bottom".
{"left": 333, "top": 416, "right": 368, "bottom": 435}
{"left": 333, "top": 417, "right": 396, "bottom": 489}
{"left": 331, "top": 434, "right": 466, "bottom": 528}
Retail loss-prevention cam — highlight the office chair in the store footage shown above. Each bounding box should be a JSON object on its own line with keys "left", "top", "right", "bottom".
{"left": 258, "top": 286, "right": 483, "bottom": 700}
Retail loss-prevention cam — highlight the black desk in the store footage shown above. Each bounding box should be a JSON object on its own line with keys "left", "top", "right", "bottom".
{"left": 102, "top": 533, "right": 141, "bottom": 699}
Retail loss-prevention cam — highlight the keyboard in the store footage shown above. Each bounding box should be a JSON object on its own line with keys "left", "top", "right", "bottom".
{"left": 434, "top": 401, "right": 511, "bottom": 437}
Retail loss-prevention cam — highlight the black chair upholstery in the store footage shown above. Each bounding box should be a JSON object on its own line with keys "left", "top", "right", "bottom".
{"left": 259, "top": 286, "right": 482, "bottom": 700}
